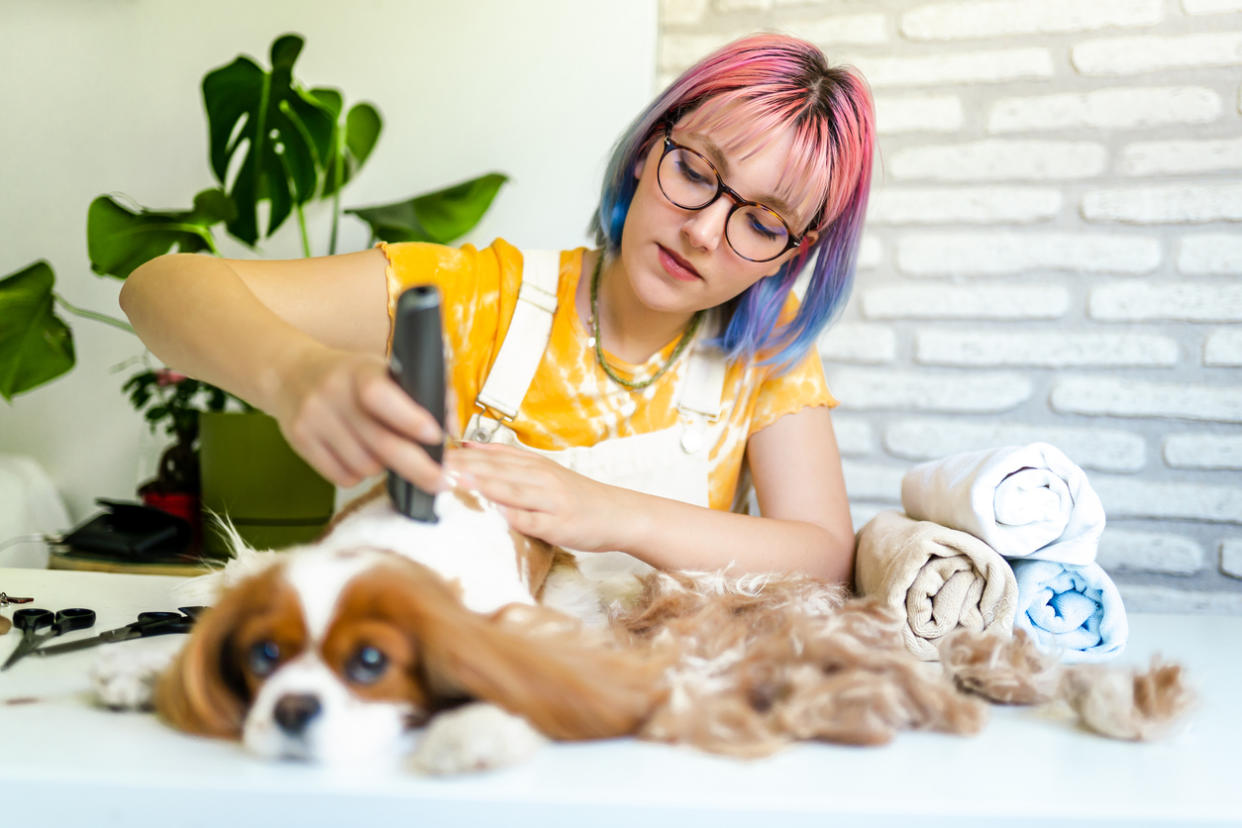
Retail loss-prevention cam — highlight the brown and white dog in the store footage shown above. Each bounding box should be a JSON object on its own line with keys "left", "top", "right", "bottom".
{"left": 141, "top": 483, "right": 665, "bottom": 772}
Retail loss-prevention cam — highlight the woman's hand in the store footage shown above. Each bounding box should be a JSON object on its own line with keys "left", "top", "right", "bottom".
{"left": 271, "top": 347, "right": 445, "bottom": 491}
{"left": 445, "top": 442, "right": 626, "bottom": 552}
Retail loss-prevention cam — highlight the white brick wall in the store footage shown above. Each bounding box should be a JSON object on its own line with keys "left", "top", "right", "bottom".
{"left": 817, "top": 322, "right": 897, "bottom": 363}
{"left": 861, "top": 283, "right": 1069, "bottom": 319}
{"left": 1072, "top": 32, "right": 1242, "bottom": 75}
{"left": 917, "top": 330, "right": 1179, "bottom": 367}
{"left": 831, "top": 416, "right": 875, "bottom": 456}
{"left": 890, "top": 140, "right": 1107, "bottom": 181}
{"left": 826, "top": 368, "right": 1032, "bottom": 411}
{"left": 874, "top": 95, "right": 964, "bottom": 134}
{"left": 792, "top": 14, "right": 889, "bottom": 46}
{"left": 1098, "top": 529, "right": 1205, "bottom": 575}
{"left": 1179, "top": 234, "right": 1242, "bottom": 274}
{"left": 1222, "top": 539, "right": 1242, "bottom": 579}
{"left": 1121, "top": 137, "right": 1242, "bottom": 176}
{"left": 1119, "top": 585, "right": 1242, "bottom": 613}
{"left": 1164, "top": 434, "right": 1242, "bottom": 470}
{"left": 901, "top": 0, "right": 1164, "bottom": 40}
{"left": 1204, "top": 329, "right": 1242, "bottom": 365}
{"left": 1082, "top": 183, "right": 1242, "bottom": 223}
{"left": 989, "top": 87, "right": 1220, "bottom": 133}
{"left": 1183, "top": 0, "right": 1242, "bottom": 14}
{"left": 883, "top": 418, "right": 1146, "bottom": 471}
{"left": 842, "top": 49, "right": 1054, "bottom": 88}
{"left": 1089, "top": 282, "right": 1242, "bottom": 321}
{"left": 898, "top": 232, "right": 1160, "bottom": 275}
{"left": 1051, "top": 377, "right": 1242, "bottom": 422}
{"left": 1095, "top": 477, "right": 1242, "bottom": 523}
{"left": 661, "top": 0, "right": 1242, "bottom": 611}
{"left": 842, "top": 460, "right": 908, "bottom": 501}
{"left": 867, "top": 187, "right": 1061, "bottom": 224}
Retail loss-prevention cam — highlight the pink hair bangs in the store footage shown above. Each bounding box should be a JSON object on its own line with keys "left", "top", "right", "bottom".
{"left": 668, "top": 35, "right": 873, "bottom": 234}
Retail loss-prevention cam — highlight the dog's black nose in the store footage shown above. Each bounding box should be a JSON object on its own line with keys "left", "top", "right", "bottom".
{"left": 273, "top": 693, "right": 322, "bottom": 735}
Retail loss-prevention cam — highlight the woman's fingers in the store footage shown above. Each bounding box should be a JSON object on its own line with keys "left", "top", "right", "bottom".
{"left": 356, "top": 371, "right": 442, "bottom": 444}
{"left": 300, "top": 435, "right": 363, "bottom": 488}
{"left": 445, "top": 446, "right": 565, "bottom": 512}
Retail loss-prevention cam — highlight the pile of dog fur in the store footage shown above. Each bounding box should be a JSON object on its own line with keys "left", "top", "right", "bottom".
{"left": 606, "top": 569, "right": 1193, "bottom": 756}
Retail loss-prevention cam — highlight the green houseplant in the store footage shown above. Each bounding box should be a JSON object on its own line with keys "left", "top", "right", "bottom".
{"left": 1, "top": 33, "right": 506, "bottom": 555}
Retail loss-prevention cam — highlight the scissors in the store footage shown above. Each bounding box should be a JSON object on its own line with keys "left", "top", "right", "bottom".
{"left": 32, "top": 606, "right": 206, "bottom": 658}
{"left": 1, "top": 607, "right": 97, "bottom": 671}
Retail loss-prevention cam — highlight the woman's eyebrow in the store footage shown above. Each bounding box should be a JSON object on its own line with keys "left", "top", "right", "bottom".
{"left": 691, "top": 133, "right": 798, "bottom": 220}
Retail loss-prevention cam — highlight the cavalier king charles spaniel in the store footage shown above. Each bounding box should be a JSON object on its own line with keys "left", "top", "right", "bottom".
{"left": 126, "top": 483, "right": 665, "bottom": 772}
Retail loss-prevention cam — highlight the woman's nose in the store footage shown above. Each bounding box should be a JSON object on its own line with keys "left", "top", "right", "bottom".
{"left": 681, "top": 198, "right": 731, "bottom": 252}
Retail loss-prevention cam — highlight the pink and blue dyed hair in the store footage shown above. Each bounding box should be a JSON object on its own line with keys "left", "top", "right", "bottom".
{"left": 590, "top": 33, "right": 875, "bottom": 372}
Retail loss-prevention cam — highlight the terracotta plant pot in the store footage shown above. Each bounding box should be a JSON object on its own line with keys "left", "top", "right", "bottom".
{"left": 198, "top": 411, "right": 334, "bottom": 557}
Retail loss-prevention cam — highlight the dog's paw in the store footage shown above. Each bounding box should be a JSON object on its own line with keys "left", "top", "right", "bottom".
{"left": 89, "top": 638, "right": 182, "bottom": 711}
{"left": 409, "top": 703, "right": 546, "bottom": 775}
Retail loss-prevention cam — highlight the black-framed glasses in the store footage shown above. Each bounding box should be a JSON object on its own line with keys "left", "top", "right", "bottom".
{"left": 656, "top": 128, "right": 808, "bottom": 263}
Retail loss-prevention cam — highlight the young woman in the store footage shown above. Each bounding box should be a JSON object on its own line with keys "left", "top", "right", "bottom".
{"left": 120, "top": 33, "right": 874, "bottom": 583}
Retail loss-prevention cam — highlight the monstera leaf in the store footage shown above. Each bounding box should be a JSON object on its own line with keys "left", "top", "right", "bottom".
{"left": 87, "top": 188, "right": 235, "bottom": 279}
{"left": 0, "top": 261, "right": 74, "bottom": 401}
{"left": 346, "top": 173, "right": 508, "bottom": 244}
{"left": 203, "top": 33, "right": 336, "bottom": 245}
{"left": 317, "top": 94, "right": 382, "bottom": 199}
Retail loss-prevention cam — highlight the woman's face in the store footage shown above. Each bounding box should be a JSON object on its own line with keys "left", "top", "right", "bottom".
{"left": 617, "top": 117, "right": 822, "bottom": 318}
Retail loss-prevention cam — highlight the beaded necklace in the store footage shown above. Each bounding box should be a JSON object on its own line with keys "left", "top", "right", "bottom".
{"left": 588, "top": 252, "right": 703, "bottom": 392}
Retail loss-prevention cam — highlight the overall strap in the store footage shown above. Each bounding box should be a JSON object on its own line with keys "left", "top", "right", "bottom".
{"left": 676, "top": 339, "right": 727, "bottom": 421}
{"left": 472, "top": 249, "right": 561, "bottom": 421}
{"left": 470, "top": 250, "right": 727, "bottom": 448}
{"left": 673, "top": 315, "right": 728, "bottom": 454}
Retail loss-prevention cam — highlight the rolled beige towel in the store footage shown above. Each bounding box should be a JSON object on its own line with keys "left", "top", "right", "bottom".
{"left": 855, "top": 510, "right": 1018, "bottom": 661}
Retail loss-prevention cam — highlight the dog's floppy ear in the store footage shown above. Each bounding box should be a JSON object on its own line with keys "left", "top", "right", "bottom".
{"left": 154, "top": 566, "right": 282, "bottom": 738}
{"left": 381, "top": 558, "right": 666, "bottom": 741}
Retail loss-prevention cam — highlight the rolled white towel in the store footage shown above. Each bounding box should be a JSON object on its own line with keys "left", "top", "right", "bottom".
{"left": 901, "top": 443, "right": 1104, "bottom": 565}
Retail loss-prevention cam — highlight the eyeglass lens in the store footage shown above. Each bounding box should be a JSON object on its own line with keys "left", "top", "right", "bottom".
{"left": 658, "top": 146, "right": 791, "bottom": 262}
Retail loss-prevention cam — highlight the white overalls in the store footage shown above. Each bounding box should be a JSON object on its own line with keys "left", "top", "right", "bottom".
{"left": 461, "top": 250, "right": 731, "bottom": 584}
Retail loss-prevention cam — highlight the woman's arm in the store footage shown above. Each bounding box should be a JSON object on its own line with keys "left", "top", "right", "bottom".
{"left": 448, "top": 405, "right": 855, "bottom": 582}
{"left": 119, "top": 250, "right": 444, "bottom": 489}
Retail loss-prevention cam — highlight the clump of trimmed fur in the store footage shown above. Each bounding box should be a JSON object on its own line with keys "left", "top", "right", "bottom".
{"left": 939, "top": 628, "right": 1062, "bottom": 705}
{"left": 1062, "top": 659, "right": 1195, "bottom": 741}
{"left": 613, "top": 571, "right": 986, "bottom": 756}
{"left": 940, "top": 628, "right": 1195, "bottom": 741}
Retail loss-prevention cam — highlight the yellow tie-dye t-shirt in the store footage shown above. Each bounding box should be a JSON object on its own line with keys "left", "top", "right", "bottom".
{"left": 379, "top": 238, "right": 835, "bottom": 511}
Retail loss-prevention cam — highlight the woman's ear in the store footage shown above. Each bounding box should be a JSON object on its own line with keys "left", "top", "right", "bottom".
{"left": 633, "top": 151, "right": 648, "bottom": 181}
{"left": 768, "top": 230, "right": 819, "bottom": 277}
{"left": 632, "top": 133, "right": 664, "bottom": 181}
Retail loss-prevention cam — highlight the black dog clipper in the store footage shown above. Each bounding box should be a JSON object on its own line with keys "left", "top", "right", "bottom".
{"left": 386, "top": 284, "right": 446, "bottom": 522}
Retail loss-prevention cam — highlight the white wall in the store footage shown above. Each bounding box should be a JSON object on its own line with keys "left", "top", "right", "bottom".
{"left": 661, "top": 0, "right": 1242, "bottom": 611}
{"left": 0, "top": 0, "right": 657, "bottom": 521}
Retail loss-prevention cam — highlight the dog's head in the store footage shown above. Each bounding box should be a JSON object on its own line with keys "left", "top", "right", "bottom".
{"left": 155, "top": 547, "right": 663, "bottom": 762}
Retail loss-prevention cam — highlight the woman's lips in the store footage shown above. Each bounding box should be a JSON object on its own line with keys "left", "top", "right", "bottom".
{"left": 658, "top": 246, "right": 701, "bottom": 282}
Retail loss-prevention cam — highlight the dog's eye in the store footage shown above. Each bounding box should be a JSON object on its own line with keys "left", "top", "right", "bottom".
{"left": 248, "top": 640, "right": 281, "bottom": 677}
{"left": 345, "top": 645, "right": 388, "bottom": 685}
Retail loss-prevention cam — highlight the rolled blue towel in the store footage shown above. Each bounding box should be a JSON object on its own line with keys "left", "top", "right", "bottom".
{"left": 1011, "top": 559, "right": 1127, "bottom": 663}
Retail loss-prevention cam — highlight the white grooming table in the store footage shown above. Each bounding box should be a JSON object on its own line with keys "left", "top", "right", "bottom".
{"left": 1, "top": 567, "right": 1239, "bottom": 828}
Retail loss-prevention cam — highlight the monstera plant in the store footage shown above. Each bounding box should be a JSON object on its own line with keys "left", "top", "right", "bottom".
{"left": 1, "top": 33, "right": 505, "bottom": 553}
